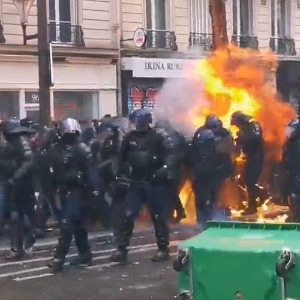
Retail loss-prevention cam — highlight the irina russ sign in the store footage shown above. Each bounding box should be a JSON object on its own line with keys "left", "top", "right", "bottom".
{"left": 131, "top": 57, "right": 194, "bottom": 78}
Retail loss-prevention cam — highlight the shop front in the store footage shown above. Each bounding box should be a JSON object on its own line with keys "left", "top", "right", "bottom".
{"left": 0, "top": 56, "right": 117, "bottom": 121}
{"left": 0, "top": 91, "right": 19, "bottom": 118}
{"left": 121, "top": 57, "right": 195, "bottom": 116}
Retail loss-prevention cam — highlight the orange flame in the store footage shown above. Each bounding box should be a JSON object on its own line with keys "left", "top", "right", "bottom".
{"left": 185, "top": 45, "right": 296, "bottom": 156}
{"left": 177, "top": 45, "right": 296, "bottom": 224}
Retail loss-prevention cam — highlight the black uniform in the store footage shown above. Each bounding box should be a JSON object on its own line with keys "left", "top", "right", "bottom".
{"left": 111, "top": 109, "right": 173, "bottom": 264}
{"left": 85, "top": 122, "right": 114, "bottom": 229}
{"left": 190, "top": 128, "right": 221, "bottom": 227}
{"left": 95, "top": 117, "right": 129, "bottom": 235}
{"left": 231, "top": 112, "right": 264, "bottom": 214}
{"left": 282, "top": 120, "right": 300, "bottom": 222}
{"left": 0, "top": 119, "right": 37, "bottom": 260}
{"left": 46, "top": 118, "right": 92, "bottom": 273}
{"left": 33, "top": 127, "right": 60, "bottom": 236}
{"left": 155, "top": 120, "right": 187, "bottom": 223}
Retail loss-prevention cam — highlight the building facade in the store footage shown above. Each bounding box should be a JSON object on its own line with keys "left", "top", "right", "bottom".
{"left": 0, "top": 0, "right": 118, "bottom": 121}
{"left": 119, "top": 0, "right": 300, "bottom": 114}
{"left": 0, "top": 0, "right": 300, "bottom": 119}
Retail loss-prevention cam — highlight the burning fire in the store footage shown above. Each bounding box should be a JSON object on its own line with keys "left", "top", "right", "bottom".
{"left": 177, "top": 45, "right": 296, "bottom": 224}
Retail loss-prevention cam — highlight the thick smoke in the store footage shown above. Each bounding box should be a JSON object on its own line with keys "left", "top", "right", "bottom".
{"left": 155, "top": 62, "right": 208, "bottom": 139}
{"left": 155, "top": 46, "right": 209, "bottom": 139}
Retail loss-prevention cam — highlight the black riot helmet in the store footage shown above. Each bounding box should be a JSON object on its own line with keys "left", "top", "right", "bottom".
{"left": 204, "top": 115, "right": 223, "bottom": 130}
{"left": 194, "top": 128, "right": 216, "bottom": 144}
{"left": 2, "top": 118, "right": 35, "bottom": 138}
{"left": 230, "top": 111, "right": 252, "bottom": 127}
{"left": 129, "top": 109, "right": 153, "bottom": 131}
{"left": 81, "top": 126, "right": 95, "bottom": 145}
{"left": 20, "top": 118, "right": 33, "bottom": 128}
{"left": 98, "top": 117, "right": 129, "bottom": 154}
{"left": 20, "top": 117, "right": 38, "bottom": 136}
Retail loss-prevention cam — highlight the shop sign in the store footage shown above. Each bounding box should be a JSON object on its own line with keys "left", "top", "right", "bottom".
{"left": 132, "top": 57, "right": 195, "bottom": 78}
{"left": 25, "top": 92, "right": 39, "bottom": 104}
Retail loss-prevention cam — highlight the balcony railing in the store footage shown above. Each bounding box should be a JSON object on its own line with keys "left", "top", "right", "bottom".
{"left": 189, "top": 33, "right": 213, "bottom": 51}
{"left": 269, "top": 37, "right": 296, "bottom": 56}
{"left": 231, "top": 35, "right": 259, "bottom": 50}
{"left": 144, "top": 29, "right": 177, "bottom": 50}
{"left": 49, "top": 22, "right": 85, "bottom": 46}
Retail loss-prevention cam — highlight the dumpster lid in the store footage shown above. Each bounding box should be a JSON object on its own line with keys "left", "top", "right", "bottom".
{"left": 179, "top": 222, "right": 300, "bottom": 252}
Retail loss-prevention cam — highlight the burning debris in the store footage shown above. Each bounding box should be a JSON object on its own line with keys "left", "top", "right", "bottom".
{"left": 158, "top": 45, "right": 297, "bottom": 225}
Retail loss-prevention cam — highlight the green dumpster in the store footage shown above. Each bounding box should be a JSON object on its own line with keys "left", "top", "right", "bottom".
{"left": 174, "top": 222, "right": 300, "bottom": 300}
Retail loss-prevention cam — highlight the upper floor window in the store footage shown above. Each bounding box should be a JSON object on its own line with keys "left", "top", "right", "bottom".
{"left": 232, "top": 0, "right": 254, "bottom": 36}
{"left": 145, "top": 0, "right": 170, "bottom": 30}
{"left": 189, "top": 0, "right": 211, "bottom": 34}
{"left": 271, "top": 0, "right": 291, "bottom": 37}
{"left": 49, "top": 0, "right": 79, "bottom": 44}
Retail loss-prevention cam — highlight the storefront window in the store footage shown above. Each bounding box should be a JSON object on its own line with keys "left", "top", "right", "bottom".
{"left": 0, "top": 92, "right": 19, "bottom": 119}
{"left": 26, "top": 110, "right": 40, "bottom": 122}
{"left": 25, "top": 91, "right": 40, "bottom": 122}
{"left": 54, "top": 91, "right": 99, "bottom": 120}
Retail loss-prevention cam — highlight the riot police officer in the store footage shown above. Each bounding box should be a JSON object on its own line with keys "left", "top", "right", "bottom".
{"left": 203, "top": 115, "right": 234, "bottom": 180}
{"left": 155, "top": 119, "right": 187, "bottom": 223}
{"left": 282, "top": 119, "right": 300, "bottom": 222}
{"left": 231, "top": 111, "right": 264, "bottom": 214}
{"left": 0, "top": 118, "right": 37, "bottom": 260}
{"left": 110, "top": 109, "right": 174, "bottom": 264}
{"left": 33, "top": 127, "right": 61, "bottom": 237}
{"left": 190, "top": 128, "right": 223, "bottom": 228}
{"left": 86, "top": 117, "right": 125, "bottom": 230}
{"left": 46, "top": 118, "right": 92, "bottom": 273}
{"left": 96, "top": 117, "right": 130, "bottom": 235}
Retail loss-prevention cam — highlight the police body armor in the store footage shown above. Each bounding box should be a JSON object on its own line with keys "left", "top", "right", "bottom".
{"left": 237, "top": 121, "right": 264, "bottom": 157}
{"left": 126, "top": 131, "right": 164, "bottom": 180}
{"left": 192, "top": 138, "right": 217, "bottom": 176}
{"left": 57, "top": 144, "right": 85, "bottom": 189}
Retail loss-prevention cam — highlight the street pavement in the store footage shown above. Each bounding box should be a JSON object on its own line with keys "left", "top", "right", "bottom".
{"left": 0, "top": 224, "right": 197, "bottom": 300}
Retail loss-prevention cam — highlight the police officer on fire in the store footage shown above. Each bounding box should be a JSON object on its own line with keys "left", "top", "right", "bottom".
{"left": 231, "top": 111, "right": 264, "bottom": 215}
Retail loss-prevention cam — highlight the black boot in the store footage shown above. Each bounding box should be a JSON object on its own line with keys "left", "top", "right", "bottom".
{"left": 111, "top": 216, "right": 134, "bottom": 264}
{"left": 73, "top": 227, "right": 92, "bottom": 266}
{"left": 9, "top": 212, "right": 24, "bottom": 260}
{"left": 49, "top": 225, "right": 73, "bottom": 272}
{"left": 24, "top": 232, "right": 36, "bottom": 254}
{"left": 110, "top": 249, "right": 128, "bottom": 265}
{"left": 151, "top": 248, "right": 170, "bottom": 262}
{"left": 47, "top": 258, "right": 64, "bottom": 273}
{"left": 70, "top": 252, "right": 93, "bottom": 266}
{"left": 152, "top": 214, "right": 170, "bottom": 261}
{"left": 5, "top": 249, "right": 24, "bottom": 261}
